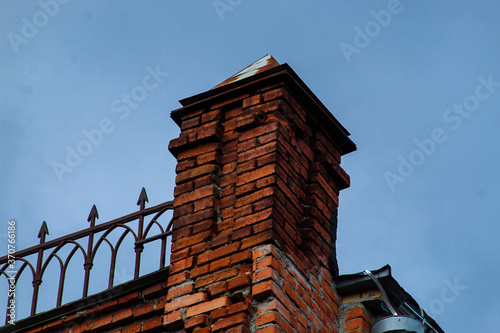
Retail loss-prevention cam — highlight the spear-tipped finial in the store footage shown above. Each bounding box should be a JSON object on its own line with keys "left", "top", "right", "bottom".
{"left": 87, "top": 205, "right": 99, "bottom": 227}
{"left": 38, "top": 221, "right": 49, "bottom": 243}
{"left": 137, "top": 187, "right": 149, "bottom": 208}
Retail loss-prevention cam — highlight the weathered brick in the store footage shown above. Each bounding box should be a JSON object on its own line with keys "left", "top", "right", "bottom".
{"left": 262, "top": 87, "right": 285, "bottom": 102}
{"left": 97, "top": 299, "right": 119, "bottom": 312}
{"left": 164, "top": 292, "right": 208, "bottom": 313}
{"left": 112, "top": 308, "right": 133, "bottom": 324}
{"left": 181, "top": 116, "right": 201, "bottom": 130}
{"left": 256, "top": 311, "right": 291, "bottom": 331}
{"left": 142, "top": 316, "right": 163, "bottom": 331}
{"left": 122, "top": 322, "right": 143, "bottom": 333}
{"left": 212, "top": 312, "right": 249, "bottom": 331}
{"left": 210, "top": 256, "right": 231, "bottom": 272}
{"left": 242, "top": 94, "right": 262, "bottom": 109}
{"left": 201, "top": 109, "right": 221, "bottom": 123}
{"left": 134, "top": 301, "right": 156, "bottom": 318}
{"left": 169, "top": 134, "right": 188, "bottom": 154}
{"left": 174, "top": 209, "right": 216, "bottom": 228}
{"left": 119, "top": 291, "right": 139, "bottom": 304}
{"left": 208, "top": 280, "right": 228, "bottom": 297}
{"left": 176, "top": 164, "right": 218, "bottom": 184}
{"left": 223, "top": 161, "right": 238, "bottom": 175}
{"left": 193, "top": 219, "right": 214, "bottom": 234}
{"left": 228, "top": 301, "right": 252, "bottom": 316}
{"left": 167, "top": 271, "right": 189, "bottom": 287}
{"left": 186, "top": 296, "right": 232, "bottom": 318}
{"left": 197, "top": 242, "right": 241, "bottom": 265}
{"left": 345, "top": 307, "right": 371, "bottom": 323}
{"left": 236, "top": 164, "right": 276, "bottom": 186}
{"left": 176, "top": 141, "right": 221, "bottom": 161}
{"left": 91, "top": 313, "right": 113, "bottom": 330}
{"left": 224, "top": 324, "right": 251, "bottom": 333}
{"left": 241, "top": 230, "right": 274, "bottom": 250}
{"left": 173, "top": 202, "right": 194, "bottom": 219}
{"left": 230, "top": 250, "right": 252, "bottom": 264}
{"left": 308, "top": 307, "right": 322, "bottom": 331}
{"left": 238, "top": 141, "right": 277, "bottom": 164}
{"left": 196, "top": 120, "right": 220, "bottom": 141}
{"left": 167, "top": 282, "right": 194, "bottom": 301}
{"left": 228, "top": 274, "right": 252, "bottom": 291}
{"left": 190, "top": 263, "right": 210, "bottom": 278}
{"left": 143, "top": 282, "right": 164, "bottom": 299}
{"left": 170, "top": 246, "right": 191, "bottom": 263}
{"left": 185, "top": 314, "right": 209, "bottom": 329}
{"left": 174, "top": 185, "right": 217, "bottom": 207}
{"left": 345, "top": 317, "right": 371, "bottom": 332}
{"left": 220, "top": 194, "right": 237, "bottom": 209}
{"left": 253, "top": 267, "right": 278, "bottom": 283}
{"left": 211, "top": 94, "right": 247, "bottom": 109}
{"left": 234, "top": 208, "right": 273, "bottom": 230}
{"left": 236, "top": 159, "right": 256, "bottom": 174}
{"left": 252, "top": 280, "right": 273, "bottom": 300}
{"left": 210, "top": 233, "right": 231, "bottom": 247}
{"left": 195, "top": 267, "right": 239, "bottom": 288}
{"left": 232, "top": 225, "right": 252, "bottom": 240}
{"left": 235, "top": 113, "right": 262, "bottom": 130}
{"left": 235, "top": 187, "right": 274, "bottom": 207}
{"left": 238, "top": 121, "right": 280, "bottom": 143}
{"left": 255, "top": 326, "right": 282, "bottom": 333}
{"left": 171, "top": 230, "right": 212, "bottom": 252}
{"left": 194, "top": 196, "right": 218, "bottom": 212}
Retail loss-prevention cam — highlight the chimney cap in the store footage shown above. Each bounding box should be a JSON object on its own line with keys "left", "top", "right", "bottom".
{"left": 211, "top": 54, "right": 280, "bottom": 90}
{"left": 171, "top": 55, "right": 356, "bottom": 156}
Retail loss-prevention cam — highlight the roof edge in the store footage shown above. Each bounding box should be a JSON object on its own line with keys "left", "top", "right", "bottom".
{"left": 335, "top": 265, "right": 445, "bottom": 333}
{"left": 0, "top": 267, "right": 169, "bottom": 333}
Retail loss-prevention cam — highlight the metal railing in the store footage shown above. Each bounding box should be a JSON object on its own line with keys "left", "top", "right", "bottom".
{"left": 0, "top": 188, "right": 173, "bottom": 324}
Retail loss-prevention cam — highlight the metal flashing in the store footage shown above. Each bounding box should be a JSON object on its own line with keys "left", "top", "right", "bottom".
{"left": 212, "top": 54, "right": 280, "bottom": 90}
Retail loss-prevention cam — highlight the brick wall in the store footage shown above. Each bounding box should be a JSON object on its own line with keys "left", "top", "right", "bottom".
{"left": 164, "top": 63, "right": 355, "bottom": 332}
{"left": 18, "top": 269, "right": 169, "bottom": 333}
{"left": 342, "top": 307, "right": 373, "bottom": 333}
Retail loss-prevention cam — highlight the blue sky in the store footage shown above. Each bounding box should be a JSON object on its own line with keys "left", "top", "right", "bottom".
{"left": 1, "top": 1, "right": 499, "bottom": 331}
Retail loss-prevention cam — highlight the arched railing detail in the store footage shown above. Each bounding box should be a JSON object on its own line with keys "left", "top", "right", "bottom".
{"left": 0, "top": 188, "right": 173, "bottom": 324}
{"left": 1, "top": 258, "right": 36, "bottom": 324}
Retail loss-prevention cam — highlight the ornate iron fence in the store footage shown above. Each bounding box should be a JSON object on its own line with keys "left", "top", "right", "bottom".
{"left": 0, "top": 188, "right": 173, "bottom": 325}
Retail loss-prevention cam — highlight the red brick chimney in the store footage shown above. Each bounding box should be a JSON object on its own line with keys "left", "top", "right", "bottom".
{"left": 165, "top": 55, "right": 356, "bottom": 332}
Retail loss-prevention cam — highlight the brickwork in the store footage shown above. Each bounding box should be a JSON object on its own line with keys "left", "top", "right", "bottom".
{"left": 252, "top": 244, "right": 339, "bottom": 333}
{"left": 343, "top": 307, "right": 372, "bottom": 333}
{"left": 165, "top": 68, "right": 354, "bottom": 332}
{"left": 22, "top": 277, "right": 168, "bottom": 333}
